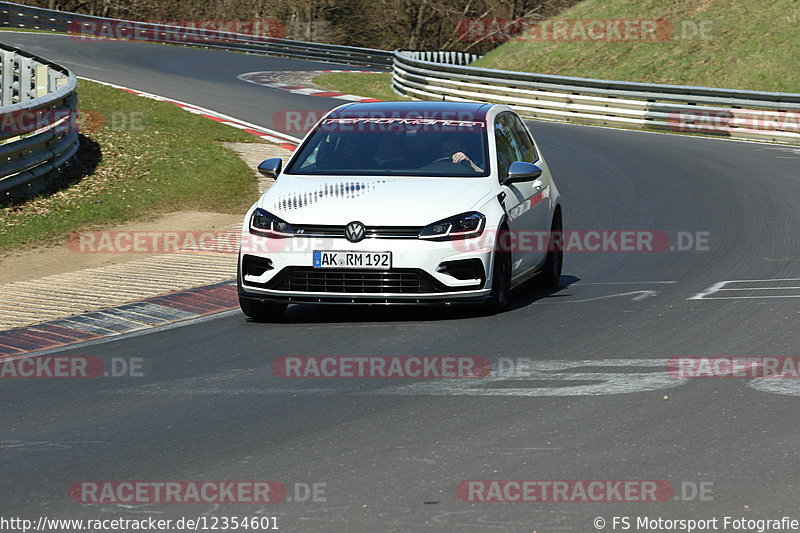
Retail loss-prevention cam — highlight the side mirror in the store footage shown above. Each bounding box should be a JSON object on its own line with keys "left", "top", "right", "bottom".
{"left": 257, "top": 158, "right": 282, "bottom": 179}
{"left": 502, "top": 161, "right": 542, "bottom": 186}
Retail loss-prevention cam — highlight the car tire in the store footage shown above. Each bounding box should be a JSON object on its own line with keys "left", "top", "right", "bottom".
{"left": 482, "top": 227, "right": 512, "bottom": 315}
{"left": 239, "top": 298, "right": 287, "bottom": 322}
{"left": 538, "top": 211, "right": 563, "bottom": 289}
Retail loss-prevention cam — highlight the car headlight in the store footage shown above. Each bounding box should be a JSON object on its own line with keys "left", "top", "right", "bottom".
{"left": 419, "top": 212, "right": 485, "bottom": 240}
{"left": 250, "top": 208, "right": 294, "bottom": 237}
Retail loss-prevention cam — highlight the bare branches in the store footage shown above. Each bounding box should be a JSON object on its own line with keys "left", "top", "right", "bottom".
{"left": 17, "top": 0, "right": 580, "bottom": 52}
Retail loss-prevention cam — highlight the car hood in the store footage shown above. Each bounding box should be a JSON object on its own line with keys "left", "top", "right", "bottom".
{"left": 258, "top": 175, "right": 493, "bottom": 226}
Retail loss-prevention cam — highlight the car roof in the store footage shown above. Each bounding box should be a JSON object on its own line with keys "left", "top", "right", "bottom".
{"left": 329, "top": 101, "right": 494, "bottom": 121}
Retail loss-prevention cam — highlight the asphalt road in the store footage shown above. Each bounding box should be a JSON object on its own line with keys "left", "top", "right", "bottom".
{"left": 0, "top": 32, "right": 359, "bottom": 135}
{"left": 2, "top": 33, "right": 800, "bottom": 532}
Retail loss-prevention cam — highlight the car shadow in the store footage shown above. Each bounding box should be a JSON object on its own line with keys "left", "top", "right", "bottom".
{"left": 266, "top": 274, "right": 580, "bottom": 325}
{"left": 506, "top": 274, "right": 581, "bottom": 311}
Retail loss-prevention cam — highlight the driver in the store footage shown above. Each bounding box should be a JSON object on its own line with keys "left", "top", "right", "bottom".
{"left": 438, "top": 139, "right": 483, "bottom": 172}
{"left": 373, "top": 135, "right": 409, "bottom": 170}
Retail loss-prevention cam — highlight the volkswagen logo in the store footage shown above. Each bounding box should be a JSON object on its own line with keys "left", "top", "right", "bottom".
{"left": 344, "top": 221, "right": 366, "bottom": 243}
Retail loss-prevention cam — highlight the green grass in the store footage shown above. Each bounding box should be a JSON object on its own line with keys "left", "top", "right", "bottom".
{"left": 312, "top": 72, "right": 409, "bottom": 101}
{"left": 0, "top": 79, "right": 259, "bottom": 251}
{"left": 472, "top": 0, "right": 800, "bottom": 93}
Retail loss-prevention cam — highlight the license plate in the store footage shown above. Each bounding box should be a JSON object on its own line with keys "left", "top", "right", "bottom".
{"left": 313, "top": 251, "right": 392, "bottom": 269}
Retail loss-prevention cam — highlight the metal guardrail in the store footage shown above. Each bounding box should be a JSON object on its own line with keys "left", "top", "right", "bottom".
{"left": 0, "top": 1, "right": 393, "bottom": 69}
{"left": 392, "top": 51, "right": 800, "bottom": 145}
{"left": 0, "top": 42, "right": 78, "bottom": 197}
{"left": 4, "top": 3, "right": 796, "bottom": 145}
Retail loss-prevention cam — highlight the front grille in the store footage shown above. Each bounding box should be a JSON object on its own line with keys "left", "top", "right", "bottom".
{"left": 266, "top": 268, "right": 445, "bottom": 293}
{"left": 292, "top": 224, "right": 422, "bottom": 239}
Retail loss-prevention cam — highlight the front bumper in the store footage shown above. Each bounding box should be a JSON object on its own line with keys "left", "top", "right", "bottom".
{"left": 237, "top": 290, "right": 492, "bottom": 306}
{"left": 238, "top": 233, "right": 494, "bottom": 304}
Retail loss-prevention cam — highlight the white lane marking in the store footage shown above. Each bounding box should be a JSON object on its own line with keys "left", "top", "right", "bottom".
{"left": 84, "top": 355, "right": 800, "bottom": 399}
{"left": 287, "top": 87, "right": 325, "bottom": 95}
{"left": 101, "top": 505, "right": 165, "bottom": 514}
{"left": 538, "top": 290, "right": 658, "bottom": 304}
{"left": 578, "top": 281, "right": 677, "bottom": 284}
{"left": 389, "top": 457, "right": 435, "bottom": 465}
{"left": 106, "top": 359, "right": 684, "bottom": 398}
{"left": 0, "top": 440, "right": 103, "bottom": 450}
{"left": 366, "top": 358, "right": 685, "bottom": 397}
{"left": 335, "top": 94, "right": 377, "bottom": 101}
{"left": 689, "top": 280, "right": 727, "bottom": 300}
{"left": 761, "top": 146, "right": 799, "bottom": 152}
{"left": 237, "top": 70, "right": 382, "bottom": 103}
{"left": 109, "top": 387, "right": 347, "bottom": 396}
{"left": 695, "top": 295, "right": 800, "bottom": 299}
{"left": 689, "top": 278, "right": 800, "bottom": 300}
{"left": 750, "top": 378, "right": 800, "bottom": 396}
{"left": 0, "top": 30, "right": 61, "bottom": 34}
{"left": 719, "top": 286, "right": 800, "bottom": 290}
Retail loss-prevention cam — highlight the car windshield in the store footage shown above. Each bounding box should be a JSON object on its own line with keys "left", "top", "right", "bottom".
{"left": 285, "top": 117, "right": 490, "bottom": 177}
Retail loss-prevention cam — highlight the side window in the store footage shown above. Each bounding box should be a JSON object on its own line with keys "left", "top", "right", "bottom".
{"left": 508, "top": 115, "right": 538, "bottom": 162}
{"left": 494, "top": 114, "right": 522, "bottom": 180}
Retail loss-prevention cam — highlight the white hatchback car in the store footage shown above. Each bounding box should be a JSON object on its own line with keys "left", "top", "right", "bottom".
{"left": 238, "top": 102, "right": 562, "bottom": 320}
